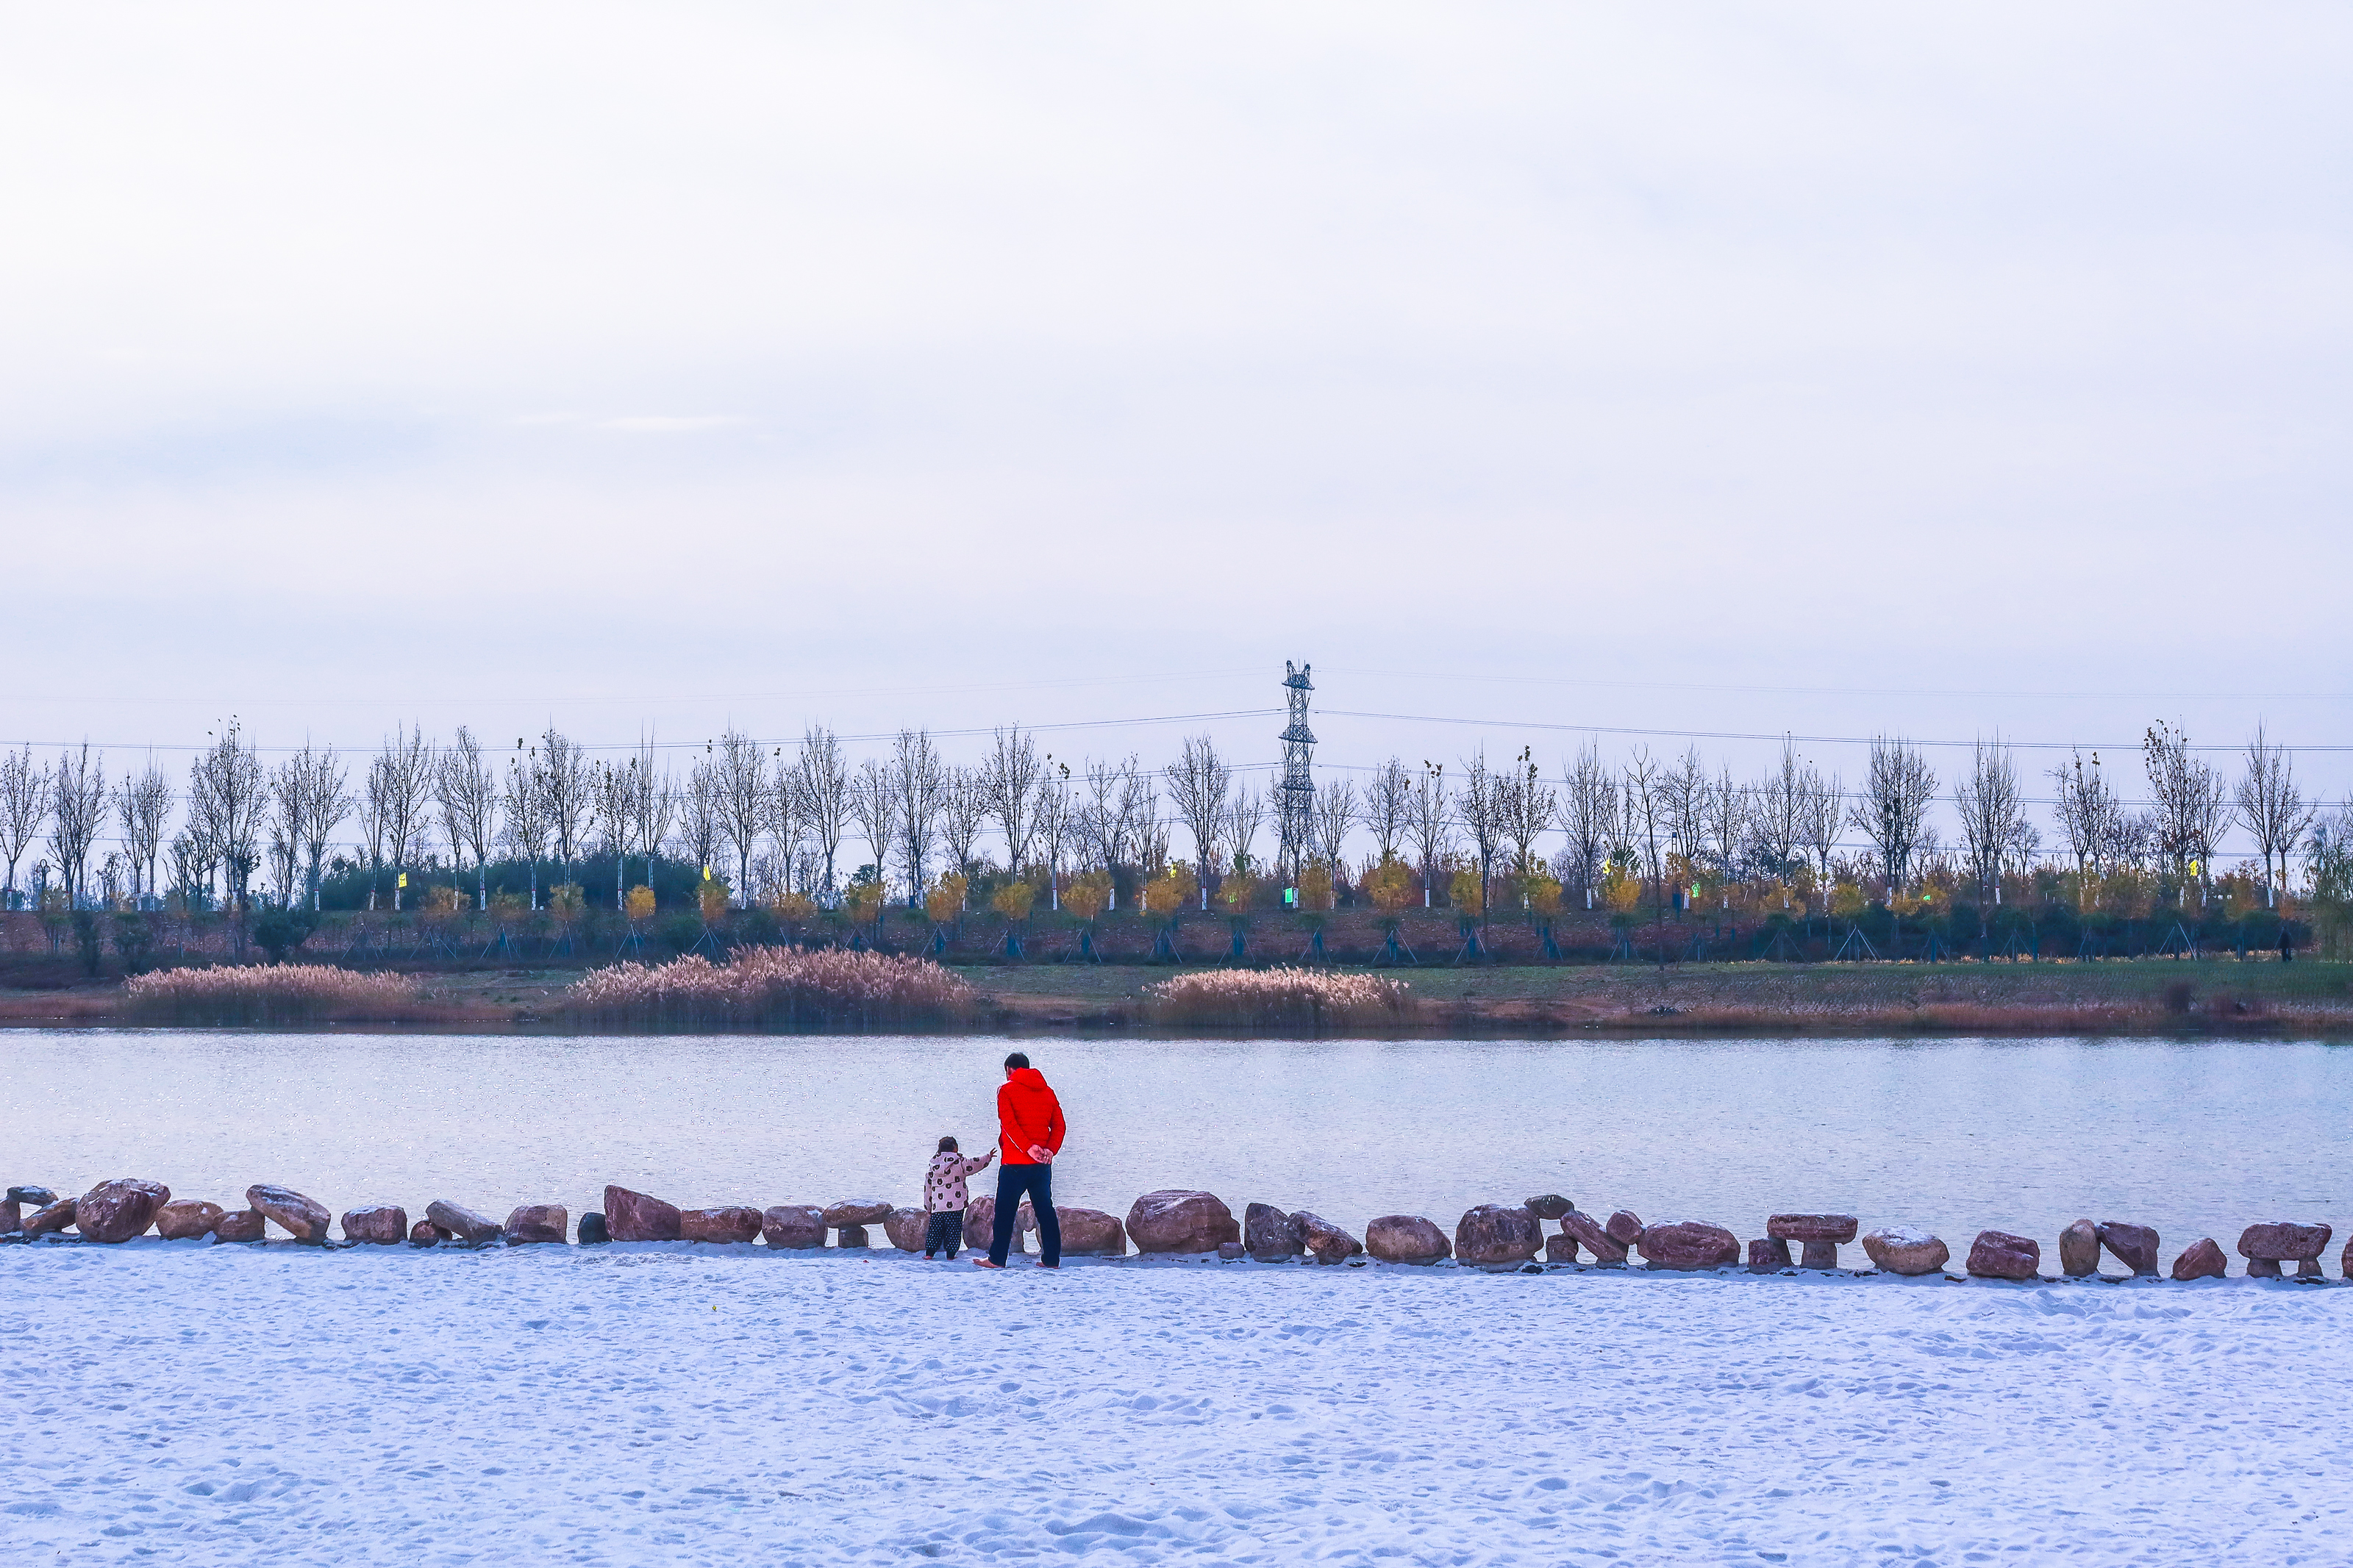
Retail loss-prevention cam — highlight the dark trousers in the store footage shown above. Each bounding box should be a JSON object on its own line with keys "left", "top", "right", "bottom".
{"left": 923, "top": 1211, "right": 965, "bottom": 1258}
{"left": 988, "top": 1161, "right": 1061, "bottom": 1267}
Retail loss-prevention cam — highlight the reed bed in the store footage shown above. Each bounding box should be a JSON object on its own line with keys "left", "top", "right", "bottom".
{"left": 121, "top": 964, "right": 423, "bottom": 1025}
{"left": 1147, "top": 967, "right": 1420, "bottom": 1032}
{"left": 563, "top": 947, "right": 974, "bottom": 1031}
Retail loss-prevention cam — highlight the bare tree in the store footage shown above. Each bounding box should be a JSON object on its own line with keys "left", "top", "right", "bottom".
{"left": 1801, "top": 769, "right": 1842, "bottom": 913}
{"left": 2235, "top": 724, "right": 2316, "bottom": 908}
{"left": 113, "top": 758, "right": 173, "bottom": 904}
{"left": 1704, "top": 767, "right": 1746, "bottom": 906}
{"left": 1034, "top": 763, "right": 1072, "bottom": 908}
{"left": 849, "top": 755, "right": 896, "bottom": 895}
{"left": 2048, "top": 752, "right": 2120, "bottom": 895}
{"left": 765, "top": 747, "right": 801, "bottom": 897}
{"left": 1164, "top": 735, "right": 1231, "bottom": 905}
{"left": 2143, "top": 721, "right": 2229, "bottom": 901}
{"left": 502, "top": 747, "right": 551, "bottom": 910}
{"left": 982, "top": 726, "right": 1044, "bottom": 880}
{"left": 1553, "top": 742, "right": 1613, "bottom": 909}
{"left": 1313, "top": 776, "right": 1358, "bottom": 878}
{"left": 1953, "top": 738, "right": 2032, "bottom": 920}
{"left": 679, "top": 753, "right": 726, "bottom": 892}
{"left": 1850, "top": 736, "right": 1936, "bottom": 898}
{"left": 192, "top": 724, "right": 266, "bottom": 925}
{"left": 1660, "top": 747, "right": 1708, "bottom": 878}
{"left": 633, "top": 741, "right": 677, "bottom": 894}
{"left": 791, "top": 728, "right": 851, "bottom": 899}
{"left": 1408, "top": 761, "right": 1452, "bottom": 909}
{"left": 890, "top": 729, "right": 946, "bottom": 903}
{"left": 367, "top": 726, "right": 435, "bottom": 911}
{"left": 537, "top": 727, "right": 593, "bottom": 891}
{"left": 938, "top": 766, "right": 990, "bottom": 890}
{"left": 0, "top": 745, "right": 48, "bottom": 908}
{"left": 593, "top": 759, "right": 640, "bottom": 914}
{"left": 715, "top": 728, "right": 768, "bottom": 908}
{"left": 1623, "top": 748, "right": 1665, "bottom": 899}
{"left": 1454, "top": 749, "right": 1504, "bottom": 920}
{"left": 265, "top": 758, "right": 305, "bottom": 910}
{"left": 1749, "top": 740, "right": 1808, "bottom": 887}
{"left": 437, "top": 728, "right": 498, "bottom": 911}
{"left": 1076, "top": 757, "right": 1132, "bottom": 876}
{"left": 1131, "top": 779, "right": 1170, "bottom": 873}
{"left": 1498, "top": 748, "right": 1554, "bottom": 890}
{"left": 1225, "top": 783, "right": 1264, "bottom": 877}
{"left": 1364, "top": 758, "right": 1410, "bottom": 865}
{"left": 49, "top": 744, "right": 108, "bottom": 907}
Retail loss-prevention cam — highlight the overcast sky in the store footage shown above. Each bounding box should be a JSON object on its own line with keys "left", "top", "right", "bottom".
{"left": 3, "top": 3, "right": 2346, "bottom": 847}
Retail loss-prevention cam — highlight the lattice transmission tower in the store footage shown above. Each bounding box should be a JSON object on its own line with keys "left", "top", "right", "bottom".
{"left": 1277, "top": 661, "right": 1315, "bottom": 882}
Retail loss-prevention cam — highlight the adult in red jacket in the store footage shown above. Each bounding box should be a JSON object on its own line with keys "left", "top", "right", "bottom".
{"left": 978, "top": 1050, "right": 1066, "bottom": 1269}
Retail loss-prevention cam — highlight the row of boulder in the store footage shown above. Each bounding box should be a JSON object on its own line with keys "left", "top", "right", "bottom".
{"left": 6, "top": 1180, "right": 2343, "bottom": 1281}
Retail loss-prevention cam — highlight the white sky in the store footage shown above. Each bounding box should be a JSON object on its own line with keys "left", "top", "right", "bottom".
{"left": 2, "top": 3, "right": 2347, "bottom": 852}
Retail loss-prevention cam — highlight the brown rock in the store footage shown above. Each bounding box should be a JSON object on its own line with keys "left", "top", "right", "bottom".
{"left": 213, "top": 1209, "right": 265, "bottom": 1243}
{"left": 341, "top": 1204, "right": 410, "bottom": 1245}
{"left": 1454, "top": 1204, "right": 1543, "bottom": 1266}
{"left": 835, "top": 1224, "right": 871, "bottom": 1248}
{"left": 74, "top": 1178, "right": 171, "bottom": 1244}
{"left": 2172, "top": 1237, "right": 2227, "bottom": 1280}
{"left": 679, "top": 1206, "right": 761, "bottom": 1244}
{"left": 1861, "top": 1226, "right": 1948, "bottom": 1275}
{"left": 2343, "top": 1235, "right": 2353, "bottom": 1281}
{"left": 1217, "top": 1240, "right": 1246, "bottom": 1260}
{"left": 604, "top": 1185, "right": 682, "bottom": 1242}
{"left": 1291, "top": 1210, "right": 1362, "bottom": 1265}
{"left": 426, "top": 1200, "right": 504, "bottom": 1246}
{"left": 1056, "top": 1206, "right": 1127, "bottom": 1257}
{"left": 1638, "top": 1220, "right": 1740, "bottom": 1272}
{"left": 822, "top": 1198, "right": 893, "bottom": 1227}
{"left": 1245, "top": 1202, "right": 1305, "bottom": 1261}
{"left": 155, "top": 1199, "right": 225, "bottom": 1241}
{"left": 409, "top": 1218, "right": 443, "bottom": 1247}
{"left": 0, "top": 1200, "right": 17, "bottom": 1236}
{"left": 760, "top": 1204, "right": 826, "bottom": 1249}
{"left": 2097, "top": 1221, "right": 2160, "bottom": 1276}
{"left": 1559, "top": 1210, "right": 1629, "bottom": 1265}
{"left": 24, "top": 1199, "right": 76, "bottom": 1236}
{"left": 965, "top": 1195, "right": 1029, "bottom": 1253}
{"left": 1125, "top": 1191, "right": 1240, "bottom": 1255}
{"left": 1544, "top": 1233, "right": 1581, "bottom": 1264}
{"left": 1748, "top": 1237, "right": 1793, "bottom": 1272}
{"left": 2059, "top": 1219, "right": 2100, "bottom": 1277}
{"left": 504, "top": 1204, "right": 568, "bottom": 1245}
{"left": 1524, "top": 1195, "right": 1573, "bottom": 1221}
{"left": 1767, "top": 1214, "right": 1859, "bottom": 1243}
{"left": 246, "top": 1184, "right": 332, "bottom": 1245}
{"left": 883, "top": 1207, "right": 929, "bottom": 1252}
{"left": 1604, "top": 1210, "right": 1644, "bottom": 1246}
{"left": 1966, "top": 1230, "right": 2040, "bottom": 1281}
{"left": 2237, "top": 1221, "right": 2332, "bottom": 1263}
{"left": 1363, "top": 1214, "right": 1451, "bottom": 1264}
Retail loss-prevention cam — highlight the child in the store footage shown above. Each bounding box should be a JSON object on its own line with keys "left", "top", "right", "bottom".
{"left": 923, "top": 1134, "right": 995, "bottom": 1259}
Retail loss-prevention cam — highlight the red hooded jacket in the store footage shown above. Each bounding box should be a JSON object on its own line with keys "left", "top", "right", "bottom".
{"left": 996, "top": 1067, "right": 1066, "bottom": 1166}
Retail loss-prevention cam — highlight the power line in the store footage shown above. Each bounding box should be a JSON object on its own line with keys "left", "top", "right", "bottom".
{"left": 1314, "top": 709, "right": 2349, "bottom": 754}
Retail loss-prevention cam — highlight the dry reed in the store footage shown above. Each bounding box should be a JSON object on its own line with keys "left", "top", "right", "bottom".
{"left": 1147, "top": 967, "right": 1419, "bottom": 1032}
{"left": 563, "top": 947, "right": 974, "bottom": 1031}
{"left": 121, "top": 964, "right": 422, "bottom": 1025}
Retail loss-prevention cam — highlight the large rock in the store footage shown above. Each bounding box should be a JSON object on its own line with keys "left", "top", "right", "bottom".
{"left": 1291, "top": 1210, "right": 1362, "bottom": 1265}
{"left": 1559, "top": 1210, "right": 1629, "bottom": 1265}
{"left": 1768, "top": 1212, "right": 1857, "bottom": 1270}
{"left": 1058, "top": 1207, "right": 1127, "bottom": 1256}
{"left": 2172, "top": 1237, "right": 2227, "bottom": 1280}
{"left": 213, "top": 1209, "right": 265, "bottom": 1243}
{"left": 75, "top": 1179, "right": 171, "bottom": 1243}
{"left": 1363, "top": 1214, "right": 1451, "bottom": 1264}
{"left": 341, "top": 1204, "right": 410, "bottom": 1245}
{"left": 883, "top": 1207, "right": 929, "bottom": 1252}
{"left": 155, "top": 1199, "right": 224, "bottom": 1241}
{"left": 1455, "top": 1204, "right": 1542, "bottom": 1266}
{"left": 1245, "top": 1203, "right": 1305, "bottom": 1261}
{"left": 504, "top": 1204, "right": 568, "bottom": 1245}
{"left": 2238, "top": 1222, "right": 2332, "bottom": 1278}
{"left": 1748, "top": 1237, "right": 1793, "bottom": 1272}
{"left": 1966, "top": 1230, "right": 2040, "bottom": 1281}
{"left": 823, "top": 1198, "right": 893, "bottom": 1228}
{"left": 1862, "top": 1226, "right": 1948, "bottom": 1275}
{"left": 604, "top": 1186, "right": 682, "bottom": 1242}
{"left": 964, "top": 1195, "right": 1032, "bottom": 1253}
{"left": 2343, "top": 1235, "right": 2353, "bottom": 1281}
{"left": 835, "top": 1224, "right": 871, "bottom": 1249}
{"left": 760, "top": 1205, "right": 825, "bottom": 1249}
{"left": 0, "top": 1200, "right": 17, "bottom": 1236}
{"left": 408, "top": 1219, "right": 443, "bottom": 1247}
{"left": 7, "top": 1184, "right": 59, "bottom": 1207}
{"left": 23, "top": 1199, "right": 76, "bottom": 1237}
{"left": 1126, "top": 1191, "right": 1240, "bottom": 1255}
{"left": 2059, "top": 1219, "right": 2100, "bottom": 1278}
{"left": 1524, "top": 1195, "right": 1573, "bottom": 1221}
{"left": 578, "top": 1212, "right": 610, "bottom": 1245}
{"left": 1638, "top": 1220, "right": 1740, "bottom": 1272}
{"left": 679, "top": 1206, "right": 761, "bottom": 1244}
{"left": 1604, "top": 1211, "right": 1644, "bottom": 1247}
{"left": 247, "top": 1184, "right": 332, "bottom": 1245}
{"left": 1544, "top": 1233, "right": 1581, "bottom": 1264}
{"left": 426, "top": 1200, "right": 504, "bottom": 1246}
{"left": 2097, "top": 1221, "right": 2160, "bottom": 1277}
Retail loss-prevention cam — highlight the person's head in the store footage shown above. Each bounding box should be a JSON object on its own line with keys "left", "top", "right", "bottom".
{"left": 937, "top": 1135, "right": 958, "bottom": 1154}
{"left": 1003, "top": 1050, "right": 1030, "bottom": 1079}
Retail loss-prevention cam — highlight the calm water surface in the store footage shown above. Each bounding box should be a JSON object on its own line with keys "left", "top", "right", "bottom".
{"left": 4, "top": 1030, "right": 2346, "bottom": 1257}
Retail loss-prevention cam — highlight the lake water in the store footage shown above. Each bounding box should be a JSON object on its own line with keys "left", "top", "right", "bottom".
{"left": 6, "top": 1029, "right": 2347, "bottom": 1261}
